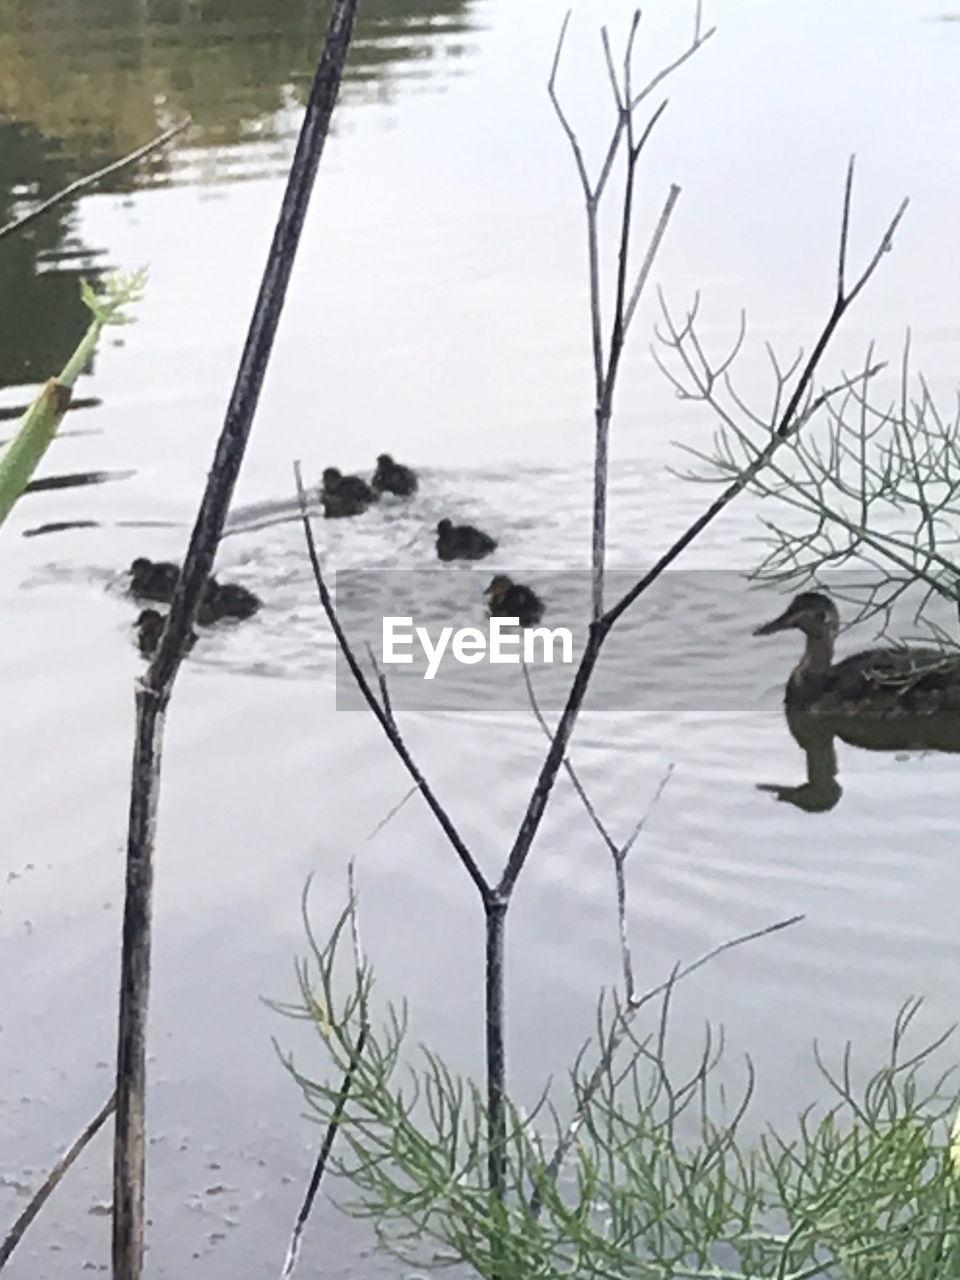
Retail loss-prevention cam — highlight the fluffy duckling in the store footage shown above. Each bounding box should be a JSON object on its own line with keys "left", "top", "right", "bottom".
{"left": 436, "top": 518, "right": 497, "bottom": 561}
{"left": 129, "top": 557, "right": 180, "bottom": 603}
{"left": 203, "top": 580, "right": 261, "bottom": 622}
{"left": 321, "top": 467, "right": 378, "bottom": 518}
{"left": 371, "top": 453, "right": 418, "bottom": 497}
{"left": 129, "top": 557, "right": 261, "bottom": 623}
{"left": 484, "top": 574, "right": 545, "bottom": 628}
{"left": 135, "top": 608, "right": 197, "bottom": 658}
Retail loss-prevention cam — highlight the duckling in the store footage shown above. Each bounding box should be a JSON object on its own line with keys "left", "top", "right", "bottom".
{"left": 203, "top": 580, "right": 261, "bottom": 621}
{"left": 754, "top": 590, "right": 960, "bottom": 717}
{"left": 371, "top": 453, "right": 418, "bottom": 497}
{"left": 484, "top": 574, "right": 545, "bottom": 628}
{"left": 436, "top": 518, "right": 497, "bottom": 561}
{"left": 129, "top": 557, "right": 180, "bottom": 603}
{"left": 135, "top": 608, "right": 197, "bottom": 659}
{"left": 129, "top": 557, "right": 260, "bottom": 623}
{"left": 321, "top": 467, "right": 378, "bottom": 518}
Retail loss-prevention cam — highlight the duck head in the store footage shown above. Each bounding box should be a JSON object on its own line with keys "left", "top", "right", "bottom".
{"left": 376, "top": 453, "right": 394, "bottom": 467}
{"left": 754, "top": 591, "right": 839, "bottom": 641}
{"left": 322, "top": 467, "right": 342, "bottom": 488}
{"left": 136, "top": 608, "right": 165, "bottom": 655}
{"left": 437, "top": 518, "right": 452, "bottom": 536}
{"left": 484, "top": 574, "right": 514, "bottom": 603}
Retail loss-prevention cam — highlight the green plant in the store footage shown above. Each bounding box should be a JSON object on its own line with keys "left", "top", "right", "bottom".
{"left": 278, "top": 900, "right": 960, "bottom": 1280}
{"left": 0, "top": 267, "right": 145, "bottom": 530}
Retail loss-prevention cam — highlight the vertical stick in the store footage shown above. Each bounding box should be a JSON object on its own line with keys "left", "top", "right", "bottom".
{"left": 112, "top": 693, "right": 166, "bottom": 1276}
{"left": 111, "top": 3, "right": 360, "bottom": 1277}
{"left": 485, "top": 899, "right": 508, "bottom": 1202}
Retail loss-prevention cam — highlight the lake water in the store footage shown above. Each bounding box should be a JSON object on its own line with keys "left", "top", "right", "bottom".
{"left": 3, "top": 0, "right": 960, "bottom": 1275}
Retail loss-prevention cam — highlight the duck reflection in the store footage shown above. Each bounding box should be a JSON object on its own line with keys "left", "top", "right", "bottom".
{"left": 759, "top": 707, "right": 960, "bottom": 813}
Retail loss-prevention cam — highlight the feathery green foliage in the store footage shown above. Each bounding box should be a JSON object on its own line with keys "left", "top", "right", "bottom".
{"left": 677, "top": 331, "right": 960, "bottom": 645}
{"left": 277, "top": 899, "right": 960, "bottom": 1280}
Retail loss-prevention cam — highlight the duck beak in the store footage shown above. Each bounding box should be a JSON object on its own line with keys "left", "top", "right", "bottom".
{"left": 753, "top": 605, "right": 797, "bottom": 637}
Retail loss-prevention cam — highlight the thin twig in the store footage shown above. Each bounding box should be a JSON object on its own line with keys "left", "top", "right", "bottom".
{"left": 624, "top": 184, "right": 681, "bottom": 331}
{"left": 294, "top": 463, "right": 490, "bottom": 903}
{"left": 279, "top": 867, "right": 368, "bottom": 1279}
{"left": 111, "top": 7, "right": 360, "bottom": 1278}
{"left": 0, "top": 122, "right": 190, "bottom": 243}
{"left": 520, "top": 663, "right": 674, "bottom": 1005}
{"left": 603, "top": 167, "right": 908, "bottom": 631}
{"left": 0, "top": 1093, "right": 116, "bottom": 1270}
{"left": 530, "top": 913, "right": 803, "bottom": 1216}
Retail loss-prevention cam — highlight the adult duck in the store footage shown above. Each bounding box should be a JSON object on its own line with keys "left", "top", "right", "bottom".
{"left": 371, "top": 453, "right": 417, "bottom": 497}
{"left": 484, "top": 574, "right": 545, "bottom": 628}
{"left": 753, "top": 591, "right": 960, "bottom": 717}
{"left": 436, "top": 518, "right": 497, "bottom": 561}
{"left": 321, "top": 467, "right": 378, "bottom": 518}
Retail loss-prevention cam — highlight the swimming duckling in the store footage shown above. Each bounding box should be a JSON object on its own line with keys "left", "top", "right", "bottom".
{"left": 135, "top": 608, "right": 197, "bottom": 658}
{"left": 129, "top": 557, "right": 260, "bottom": 622}
{"left": 321, "top": 467, "right": 378, "bottom": 518}
{"left": 129, "top": 557, "right": 180, "bottom": 603}
{"left": 484, "top": 574, "right": 545, "bottom": 628}
{"left": 203, "top": 580, "right": 261, "bottom": 621}
{"left": 371, "top": 453, "right": 418, "bottom": 497}
{"left": 436, "top": 518, "right": 497, "bottom": 561}
{"left": 754, "top": 590, "right": 960, "bottom": 717}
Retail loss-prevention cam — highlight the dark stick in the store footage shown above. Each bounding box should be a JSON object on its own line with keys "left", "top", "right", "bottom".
{"left": 484, "top": 899, "right": 508, "bottom": 1203}
{"left": 294, "top": 464, "right": 490, "bottom": 901}
{"left": 0, "top": 122, "right": 190, "bottom": 243}
{"left": 111, "top": 5, "right": 360, "bottom": 1278}
{"left": 280, "top": 1028, "right": 368, "bottom": 1279}
{"left": 0, "top": 1093, "right": 116, "bottom": 1270}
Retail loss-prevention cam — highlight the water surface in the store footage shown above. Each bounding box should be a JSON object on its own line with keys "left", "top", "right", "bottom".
{"left": 3, "top": 0, "right": 960, "bottom": 1275}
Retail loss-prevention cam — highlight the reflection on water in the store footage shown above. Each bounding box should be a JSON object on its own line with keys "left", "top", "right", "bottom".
{"left": 760, "top": 706, "right": 960, "bottom": 813}
{"left": 0, "top": 0, "right": 482, "bottom": 392}
{"left": 0, "top": 0, "right": 480, "bottom": 174}
{"left": 22, "top": 467, "right": 135, "bottom": 493}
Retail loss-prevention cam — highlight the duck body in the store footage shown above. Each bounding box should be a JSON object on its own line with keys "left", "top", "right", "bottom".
{"left": 371, "top": 453, "right": 417, "bottom": 497}
{"left": 436, "top": 518, "right": 497, "bottom": 561}
{"left": 203, "top": 580, "right": 261, "bottom": 621}
{"left": 755, "top": 591, "right": 960, "bottom": 718}
{"left": 484, "top": 574, "right": 545, "bottom": 628}
{"left": 321, "top": 467, "right": 378, "bottom": 518}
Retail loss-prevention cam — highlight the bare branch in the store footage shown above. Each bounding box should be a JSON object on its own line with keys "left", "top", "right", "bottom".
{"left": 603, "top": 172, "right": 908, "bottom": 631}
{"left": 623, "top": 183, "right": 681, "bottom": 332}
{"left": 280, "top": 874, "right": 368, "bottom": 1279}
{"left": 294, "top": 464, "right": 490, "bottom": 903}
{"left": 0, "top": 1094, "right": 115, "bottom": 1269}
{"left": 629, "top": 23, "right": 717, "bottom": 110}
{"left": 112, "top": 10, "right": 360, "bottom": 1274}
